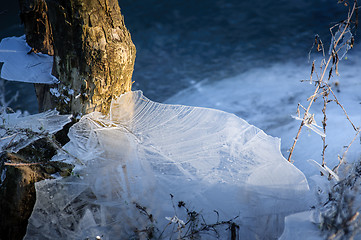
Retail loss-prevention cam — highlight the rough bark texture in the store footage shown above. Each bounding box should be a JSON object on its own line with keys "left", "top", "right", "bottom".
{"left": 2, "top": 2, "right": 135, "bottom": 238}
{"left": 19, "top": 0, "right": 54, "bottom": 55}
{"left": 19, "top": 0, "right": 57, "bottom": 112}
{"left": 18, "top": 0, "right": 136, "bottom": 115}
{"left": 46, "top": 0, "right": 136, "bottom": 115}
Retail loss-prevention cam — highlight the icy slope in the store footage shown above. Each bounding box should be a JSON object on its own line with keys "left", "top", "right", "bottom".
{"left": 25, "top": 91, "right": 309, "bottom": 240}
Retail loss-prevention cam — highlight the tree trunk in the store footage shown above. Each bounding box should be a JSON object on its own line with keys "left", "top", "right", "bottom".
{"left": 19, "top": 0, "right": 136, "bottom": 115}
{"left": 19, "top": 0, "right": 57, "bottom": 112}
{"left": 47, "top": 0, "right": 136, "bottom": 115}
{"left": 0, "top": 1, "right": 136, "bottom": 238}
{"left": 19, "top": 0, "right": 54, "bottom": 55}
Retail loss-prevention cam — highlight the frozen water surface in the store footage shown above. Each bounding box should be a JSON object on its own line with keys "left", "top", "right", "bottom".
{"left": 279, "top": 211, "right": 322, "bottom": 240}
{"left": 25, "top": 91, "right": 309, "bottom": 239}
{"left": 166, "top": 45, "right": 361, "bottom": 179}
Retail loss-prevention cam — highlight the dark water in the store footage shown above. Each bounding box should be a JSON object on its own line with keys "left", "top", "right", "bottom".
{"left": 0, "top": 2, "right": 39, "bottom": 113}
{"left": 120, "top": 0, "right": 355, "bottom": 101}
{"left": 0, "top": 0, "right": 357, "bottom": 113}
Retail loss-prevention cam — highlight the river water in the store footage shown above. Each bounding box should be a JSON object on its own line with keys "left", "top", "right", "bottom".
{"left": 1, "top": 2, "right": 361, "bottom": 238}
{"left": 0, "top": 0, "right": 358, "bottom": 113}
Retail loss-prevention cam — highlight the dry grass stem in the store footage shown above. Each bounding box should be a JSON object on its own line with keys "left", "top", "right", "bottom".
{"left": 334, "top": 129, "right": 361, "bottom": 173}
{"left": 326, "top": 83, "right": 358, "bottom": 131}
{"left": 287, "top": 1, "right": 358, "bottom": 163}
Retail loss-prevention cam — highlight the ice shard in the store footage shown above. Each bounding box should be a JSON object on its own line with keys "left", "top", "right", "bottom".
{"left": 0, "top": 110, "right": 71, "bottom": 152}
{"left": 25, "top": 91, "right": 309, "bottom": 239}
{"left": 0, "top": 35, "right": 57, "bottom": 84}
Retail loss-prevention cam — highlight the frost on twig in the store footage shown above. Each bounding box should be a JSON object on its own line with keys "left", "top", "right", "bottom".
{"left": 319, "top": 157, "right": 361, "bottom": 239}
{"left": 292, "top": 113, "right": 326, "bottom": 138}
{"left": 308, "top": 159, "right": 340, "bottom": 181}
{"left": 165, "top": 216, "right": 186, "bottom": 229}
{"left": 329, "top": 22, "right": 353, "bottom": 61}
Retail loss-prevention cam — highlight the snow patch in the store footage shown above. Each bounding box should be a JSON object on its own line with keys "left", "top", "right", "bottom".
{"left": 49, "top": 88, "right": 60, "bottom": 97}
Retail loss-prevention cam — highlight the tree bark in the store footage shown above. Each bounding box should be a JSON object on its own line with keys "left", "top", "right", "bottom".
{"left": 19, "top": 0, "right": 57, "bottom": 112}
{"left": 19, "top": 0, "right": 136, "bottom": 115}
{"left": 47, "top": 0, "right": 136, "bottom": 115}
{"left": 0, "top": 1, "right": 136, "bottom": 238}
{"left": 19, "top": 0, "right": 54, "bottom": 55}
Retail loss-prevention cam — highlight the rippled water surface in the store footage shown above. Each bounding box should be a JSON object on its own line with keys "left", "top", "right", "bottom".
{"left": 120, "top": 0, "right": 354, "bottom": 101}
{"left": 0, "top": 0, "right": 358, "bottom": 112}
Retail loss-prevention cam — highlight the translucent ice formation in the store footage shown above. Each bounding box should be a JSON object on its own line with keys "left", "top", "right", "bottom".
{"left": 25, "top": 91, "right": 309, "bottom": 239}
{"left": 0, "top": 35, "right": 57, "bottom": 84}
{"left": 0, "top": 110, "right": 71, "bottom": 152}
{"left": 279, "top": 211, "right": 322, "bottom": 240}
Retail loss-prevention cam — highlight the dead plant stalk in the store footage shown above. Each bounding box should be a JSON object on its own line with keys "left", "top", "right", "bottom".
{"left": 287, "top": 2, "right": 358, "bottom": 162}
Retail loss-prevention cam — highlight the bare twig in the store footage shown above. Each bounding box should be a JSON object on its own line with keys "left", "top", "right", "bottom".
{"left": 333, "top": 129, "right": 361, "bottom": 173}
{"left": 4, "top": 162, "right": 43, "bottom": 166}
{"left": 326, "top": 83, "right": 358, "bottom": 131}
{"left": 287, "top": 2, "right": 358, "bottom": 162}
{"left": 322, "top": 87, "right": 329, "bottom": 166}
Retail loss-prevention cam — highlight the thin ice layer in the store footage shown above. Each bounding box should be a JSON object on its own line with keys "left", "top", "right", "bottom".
{"left": 0, "top": 110, "right": 71, "bottom": 152}
{"left": 279, "top": 211, "right": 322, "bottom": 240}
{"left": 25, "top": 91, "right": 309, "bottom": 240}
{"left": 0, "top": 35, "right": 57, "bottom": 84}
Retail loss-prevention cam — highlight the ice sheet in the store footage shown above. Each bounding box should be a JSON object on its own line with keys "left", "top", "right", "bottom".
{"left": 25, "top": 91, "right": 309, "bottom": 239}
{"left": 0, "top": 35, "right": 57, "bottom": 84}
{"left": 166, "top": 45, "right": 361, "bottom": 179}
{"left": 0, "top": 110, "right": 71, "bottom": 152}
{"left": 279, "top": 211, "right": 322, "bottom": 240}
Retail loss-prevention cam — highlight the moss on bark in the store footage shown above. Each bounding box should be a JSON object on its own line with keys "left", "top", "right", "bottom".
{"left": 46, "top": 0, "right": 136, "bottom": 115}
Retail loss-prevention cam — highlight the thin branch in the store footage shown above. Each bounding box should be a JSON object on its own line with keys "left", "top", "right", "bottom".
{"left": 333, "top": 128, "right": 361, "bottom": 173}
{"left": 326, "top": 83, "right": 358, "bottom": 131}
{"left": 4, "top": 162, "right": 43, "bottom": 166}
{"left": 287, "top": 2, "right": 357, "bottom": 162}
{"left": 322, "top": 87, "right": 329, "bottom": 166}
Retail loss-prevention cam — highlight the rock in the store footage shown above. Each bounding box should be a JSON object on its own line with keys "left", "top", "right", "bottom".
{"left": 0, "top": 138, "right": 74, "bottom": 240}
